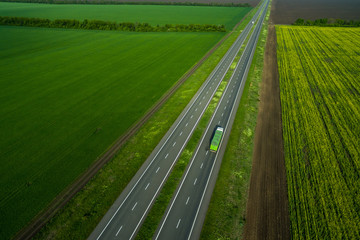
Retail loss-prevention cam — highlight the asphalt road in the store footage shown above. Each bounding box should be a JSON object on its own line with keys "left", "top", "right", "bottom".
{"left": 88, "top": 2, "right": 266, "bottom": 240}
{"left": 154, "top": 0, "right": 270, "bottom": 239}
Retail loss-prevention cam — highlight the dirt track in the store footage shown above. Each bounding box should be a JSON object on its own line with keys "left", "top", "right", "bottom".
{"left": 242, "top": 22, "right": 290, "bottom": 239}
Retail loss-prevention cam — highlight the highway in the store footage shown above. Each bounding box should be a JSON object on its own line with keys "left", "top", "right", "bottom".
{"left": 154, "top": 0, "right": 270, "bottom": 239}
{"left": 88, "top": 1, "right": 267, "bottom": 239}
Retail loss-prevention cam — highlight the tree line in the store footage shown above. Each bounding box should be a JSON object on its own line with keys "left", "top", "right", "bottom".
{"left": 0, "top": 0, "right": 251, "bottom": 7}
{"left": 0, "top": 16, "right": 227, "bottom": 32}
{"left": 293, "top": 18, "right": 360, "bottom": 27}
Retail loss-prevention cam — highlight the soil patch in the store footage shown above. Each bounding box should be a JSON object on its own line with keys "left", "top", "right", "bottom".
{"left": 242, "top": 23, "right": 290, "bottom": 239}
{"left": 271, "top": 0, "right": 360, "bottom": 24}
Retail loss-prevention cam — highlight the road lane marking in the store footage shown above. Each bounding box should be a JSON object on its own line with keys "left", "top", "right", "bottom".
{"left": 156, "top": 167, "right": 160, "bottom": 173}
{"left": 218, "top": 121, "right": 221, "bottom": 125}
{"left": 230, "top": 94, "right": 232, "bottom": 98}
{"left": 206, "top": 91, "right": 208, "bottom": 94}
{"left": 176, "top": 219, "right": 181, "bottom": 229}
{"left": 199, "top": 102, "right": 202, "bottom": 105}
{"left": 186, "top": 123, "right": 188, "bottom": 127}
{"left": 203, "top": 96, "right": 205, "bottom": 99}
{"left": 186, "top": 197, "right": 190, "bottom": 205}
{"left": 165, "top": 153, "right": 169, "bottom": 159}
{"left": 224, "top": 106, "right": 227, "bottom": 110}
{"left": 173, "top": 142, "right": 176, "bottom": 147}
{"left": 180, "top": 131, "right": 183, "bottom": 136}
{"left": 221, "top": 113, "right": 224, "bottom": 117}
{"left": 115, "top": 225, "right": 123, "bottom": 236}
{"left": 195, "top": 108, "right": 198, "bottom": 112}
{"left": 190, "top": 115, "right": 193, "bottom": 119}
{"left": 132, "top": 202, "right": 137, "bottom": 211}
{"left": 231, "top": 90, "right": 233, "bottom": 93}
{"left": 206, "top": 151, "right": 208, "bottom": 155}
{"left": 227, "top": 100, "right": 229, "bottom": 103}
{"left": 209, "top": 87, "right": 212, "bottom": 90}
{"left": 194, "top": 178, "right": 197, "bottom": 185}
{"left": 200, "top": 163, "right": 203, "bottom": 169}
{"left": 145, "top": 183, "right": 150, "bottom": 190}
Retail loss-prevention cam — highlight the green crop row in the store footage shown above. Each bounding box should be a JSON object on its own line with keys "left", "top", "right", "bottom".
{"left": 276, "top": 26, "right": 360, "bottom": 239}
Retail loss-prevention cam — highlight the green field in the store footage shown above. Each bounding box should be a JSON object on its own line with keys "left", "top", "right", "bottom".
{"left": 0, "top": 26, "right": 225, "bottom": 239}
{"left": 0, "top": 2, "right": 251, "bottom": 30}
{"left": 276, "top": 26, "right": 360, "bottom": 239}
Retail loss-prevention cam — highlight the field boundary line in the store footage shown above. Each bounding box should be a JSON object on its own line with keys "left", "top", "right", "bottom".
{"left": 13, "top": 13, "right": 251, "bottom": 240}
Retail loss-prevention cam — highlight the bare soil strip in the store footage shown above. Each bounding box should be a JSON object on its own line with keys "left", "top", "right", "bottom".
{"left": 243, "top": 24, "right": 290, "bottom": 240}
{"left": 14, "top": 16, "right": 251, "bottom": 240}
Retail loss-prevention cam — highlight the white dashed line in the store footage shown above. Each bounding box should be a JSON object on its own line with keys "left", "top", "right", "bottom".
{"left": 221, "top": 113, "right": 224, "bottom": 117}
{"left": 227, "top": 100, "right": 229, "bottom": 103}
{"left": 203, "top": 96, "right": 205, "bottom": 99}
{"left": 194, "top": 178, "right": 197, "bottom": 185}
{"left": 195, "top": 108, "right": 198, "bottom": 112}
{"left": 200, "top": 163, "right": 203, "bottom": 169}
{"left": 186, "top": 196, "right": 190, "bottom": 205}
{"left": 165, "top": 153, "right": 169, "bottom": 159}
{"left": 132, "top": 202, "right": 137, "bottom": 211}
{"left": 218, "top": 121, "right": 221, "bottom": 125}
{"left": 199, "top": 102, "right": 202, "bottom": 105}
{"left": 186, "top": 123, "right": 188, "bottom": 127}
{"left": 224, "top": 106, "right": 227, "bottom": 110}
{"left": 231, "top": 90, "right": 233, "bottom": 93}
{"left": 179, "top": 131, "right": 183, "bottom": 136}
{"left": 145, "top": 183, "right": 150, "bottom": 190}
{"left": 156, "top": 167, "right": 160, "bottom": 173}
{"left": 173, "top": 142, "right": 176, "bottom": 147}
{"left": 176, "top": 219, "right": 181, "bottom": 229}
{"left": 230, "top": 94, "right": 232, "bottom": 98}
{"left": 206, "top": 91, "right": 208, "bottom": 94}
{"left": 190, "top": 115, "right": 193, "bottom": 119}
{"left": 115, "top": 225, "right": 123, "bottom": 236}
{"left": 206, "top": 151, "right": 209, "bottom": 155}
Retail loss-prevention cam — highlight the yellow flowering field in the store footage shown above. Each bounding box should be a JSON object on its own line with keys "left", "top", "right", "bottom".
{"left": 276, "top": 26, "right": 360, "bottom": 239}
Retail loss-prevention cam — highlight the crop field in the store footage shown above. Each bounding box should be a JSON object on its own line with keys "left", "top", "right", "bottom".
{"left": 0, "top": 25, "right": 225, "bottom": 239}
{"left": 276, "top": 26, "right": 360, "bottom": 239}
{"left": 0, "top": 2, "right": 251, "bottom": 30}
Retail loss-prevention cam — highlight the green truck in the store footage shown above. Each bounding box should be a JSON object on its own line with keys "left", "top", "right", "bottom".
{"left": 210, "top": 126, "right": 224, "bottom": 153}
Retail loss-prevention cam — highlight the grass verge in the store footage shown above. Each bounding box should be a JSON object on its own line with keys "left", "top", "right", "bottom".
{"left": 32, "top": 7, "right": 255, "bottom": 240}
{"left": 199, "top": 1, "right": 271, "bottom": 239}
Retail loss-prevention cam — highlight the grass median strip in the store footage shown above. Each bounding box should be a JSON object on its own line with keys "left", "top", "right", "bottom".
{"left": 32, "top": 8, "right": 255, "bottom": 240}
{"left": 200, "top": 1, "right": 271, "bottom": 239}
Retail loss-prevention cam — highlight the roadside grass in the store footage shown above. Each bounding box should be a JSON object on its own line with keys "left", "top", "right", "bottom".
{"left": 31, "top": 7, "right": 254, "bottom": 240}
{"left": 0, "top": 2, "right": 251, "bottom": 30}
{"left": 200, "top": 1, "right": 271, "bottom": 239}
{"left": 135, "top": 5, "right": 262, "bottom": 240}
{"left": 0, "top": 27, "right": 225, "bottom": 240}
